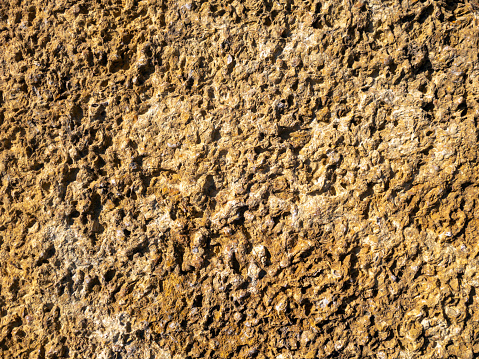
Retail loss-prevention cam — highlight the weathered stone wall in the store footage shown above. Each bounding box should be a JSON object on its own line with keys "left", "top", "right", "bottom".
{"left": 1, "top": 0, "right": 479, "bottom": 358}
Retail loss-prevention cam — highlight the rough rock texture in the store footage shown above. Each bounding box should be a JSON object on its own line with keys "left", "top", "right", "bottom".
{"left": 2, "top": 0, "right": 479, "bottom": 358}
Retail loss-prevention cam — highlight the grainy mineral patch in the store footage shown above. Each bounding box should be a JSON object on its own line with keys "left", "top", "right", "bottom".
{"left": 1, "top": 0, "right": 479, "bottom": 358}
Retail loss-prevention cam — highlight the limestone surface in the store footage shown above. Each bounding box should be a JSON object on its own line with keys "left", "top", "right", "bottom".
{"left": 2, "top": 0, "right": 479, "bottom": 358}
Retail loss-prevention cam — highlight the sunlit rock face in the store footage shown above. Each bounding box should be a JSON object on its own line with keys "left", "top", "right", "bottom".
{"left": 1, "top": 0, "right": 479, "bottom": 358}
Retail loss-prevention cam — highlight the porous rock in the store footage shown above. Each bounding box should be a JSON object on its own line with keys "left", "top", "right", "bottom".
{"left": 2, "top": 0, "right": 479, "bottom": 358}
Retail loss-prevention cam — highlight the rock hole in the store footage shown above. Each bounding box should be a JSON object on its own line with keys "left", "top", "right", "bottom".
{"left": 193, "top": 294, "right": 203, "bottom": 307}
{"left": 41, "top": 182, "right": 51, "bottom": 192}
{"left": 104, "top": 269, "right": 116, "bottom": 282}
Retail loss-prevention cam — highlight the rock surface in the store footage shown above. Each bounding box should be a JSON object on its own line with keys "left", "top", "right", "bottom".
{"left": 2, "top": 0, "right": 479, "bottom": 358}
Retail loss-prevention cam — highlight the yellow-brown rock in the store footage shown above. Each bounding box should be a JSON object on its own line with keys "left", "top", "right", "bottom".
{"left": 2, "top": 0, "right": 479, "bottom": 358}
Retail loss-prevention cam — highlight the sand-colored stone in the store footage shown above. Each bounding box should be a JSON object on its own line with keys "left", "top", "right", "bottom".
{"left": 2, "top": 0, "right": 479, "bottom": 358}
